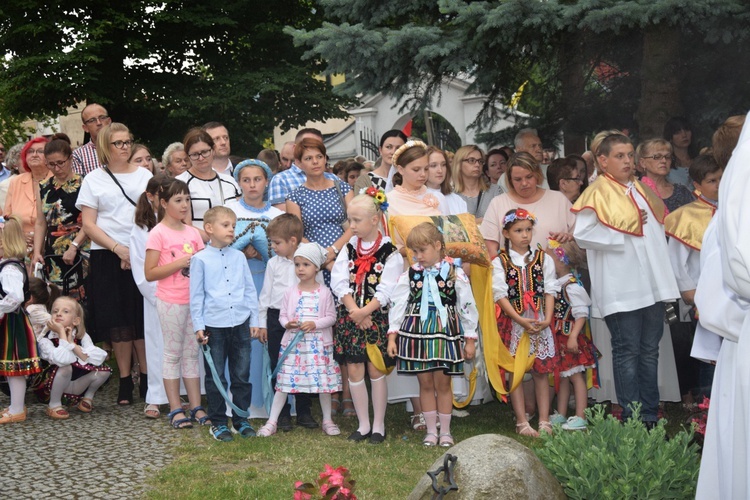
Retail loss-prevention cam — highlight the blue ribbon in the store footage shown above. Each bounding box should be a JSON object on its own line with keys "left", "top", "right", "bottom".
{"left": 419, "top": 261, "right": 452, "bottom": 326}
{"left": 263, "top": 329, "right": 306, "bottom": 413}
{"left": 200, "top": 344, "right": 250, "bottom": 418}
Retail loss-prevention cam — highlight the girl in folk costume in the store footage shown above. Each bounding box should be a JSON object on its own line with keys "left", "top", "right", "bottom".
{"left": 546, "top": 239, "right": 598, "bottom": 431}
{"left": 258, "top": 243, "right": 342, "bottom": 437}
{"left": 387, "top": 222, "right": 478, "bottom": 448}
{"left": 34, "top": 297, "right": 111, "bottom": 419}
{"left": 0, "top": 216, "right": 43, "bottom": 424}
{"left": 331, "top": 189, "right": 404, "bottom": 444}
{"left": 492, "top": 209, "right": 559, "bottom": 437}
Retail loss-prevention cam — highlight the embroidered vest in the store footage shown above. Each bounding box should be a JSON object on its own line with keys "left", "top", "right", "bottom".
{"left": 498, "top": 247, "right": 545, "bottom": 315}
{"left": 407, "top": 263, "right": 458, "bottom": 312}
{"left": 552, "top": 277, "right": 578, "bottom": 335}
{"left": 346, "top": 241, "right": 397, "bottom": 307}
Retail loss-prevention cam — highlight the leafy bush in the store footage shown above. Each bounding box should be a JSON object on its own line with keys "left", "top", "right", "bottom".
{"left": 535, "top": 405, "right": 700, "bottom": 499}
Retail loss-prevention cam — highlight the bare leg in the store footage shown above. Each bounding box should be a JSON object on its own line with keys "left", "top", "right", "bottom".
{"left": 532, "top": 371, "right": 551, "bottom": 423}
{"left": 570, "top": 372, "right": 588, "bottom": 419}
{"left": 556, "top": 377, "right": 571, "bottom": 417}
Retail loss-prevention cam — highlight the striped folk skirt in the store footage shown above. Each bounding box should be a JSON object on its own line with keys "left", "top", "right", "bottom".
{"left": 0, "top": 310, "right": 42, "bottom": 377}
{"left": 396, "top": 304, "right": 464, "bottom": 375}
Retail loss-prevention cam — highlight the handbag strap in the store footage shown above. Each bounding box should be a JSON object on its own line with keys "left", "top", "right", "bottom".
{"left": 474, "top": 189, "right": 484, "bottom": 216}
{"left": 334, "top": 179, "right": 346, "bottom": 211}
{"left": 103, "top": 167, "right": 137, "bottom": 206}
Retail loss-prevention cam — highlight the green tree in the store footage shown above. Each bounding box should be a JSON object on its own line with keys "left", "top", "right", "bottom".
{"left": 291, "top": 0, "right": 750, "bottom": 151}
{"left": 0, "top": 0, "right": 353, "bottom": 155}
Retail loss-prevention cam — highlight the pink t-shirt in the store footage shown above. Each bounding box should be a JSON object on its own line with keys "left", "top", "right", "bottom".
{"left": 145, "top": 223, "right": 205, "bottom": 304}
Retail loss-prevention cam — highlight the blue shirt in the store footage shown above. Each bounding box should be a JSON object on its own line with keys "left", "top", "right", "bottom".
{"left": 0, "top": 166, "right": 11, "bottom": 183}
{"left": 267, "top": 163, "right": 339, "bottom": 205}
{"left": 190, "top": 244, "right": 259, "bottom": 331}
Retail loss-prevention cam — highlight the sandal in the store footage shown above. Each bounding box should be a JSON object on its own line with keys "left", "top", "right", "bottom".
{"left": 411, "top": 413, "right": 427, "bottom": 431}
{"left": 331, "top": 394, "right": 341, "bottom": 416}
{"left": 167, "top": 409, "right": 193, "bottom": 429}
{"left": 342, "top": 398, "right": 356, "bottom": 417}
{"left": 515, "top": 421, "right": 539, "bottom": 437}
{"left": 439, "top": 433, "right": 454, "bottom": 447}
{"left": 190, "top": 406, "right": 211, "bottom": 426}
{"left": 422, "top": 432, "right": 439, "bottom": 447}
{"left": 117, "top": 376, "right": 134, "bottom": 406}
{"left": 144, "top": 404, "right": 160, "bottom": 419}
{"left": 538, "top": 421, "right": 553, "bottom": 435}
{"left": 46, "top": 406, "right": 70, "bottom": 420}
{"left": 78, "top": 398, "right": 94, "bottom": 413}
{"left": 322, "top": 420, "right": 341, "bottom": 436}
{"left": 0, "top": 407, "right": 27, "bottom": 424}
{"left": 257, "top": 421, "right": 278, "bottom": 437}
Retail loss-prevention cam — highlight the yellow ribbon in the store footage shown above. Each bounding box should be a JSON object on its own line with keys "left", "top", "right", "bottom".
{"left": 366, "top": 343, "right": 395, "bottom": 375}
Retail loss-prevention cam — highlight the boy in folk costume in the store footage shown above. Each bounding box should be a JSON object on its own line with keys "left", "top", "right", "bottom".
{"left": 664, "top": 154, "right": 722, "bottom": 399}
{"left": 572, "top": 131, "right": 680, "bottom": 427}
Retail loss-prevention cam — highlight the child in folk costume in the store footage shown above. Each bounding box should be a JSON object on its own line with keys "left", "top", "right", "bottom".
{"left": 0, "top": 216, "right": 43, "bottom": 424}
{"left": 387, "top": 222, "right": 478, "bottom": 448}
{"left": 34, "top": 297, "right": 111, "bottom": 419}
{"left": 26, "top": 278, "right": 59, "bottom": 338}
{"left": 331, "top": 189, "right": 403, "bottom": 444}
{"left": 257, "top": 243, "right": 342, "bottom": 437}
{"left": 546, "top": 239, "right": 598, "bottom": 431}
{"left": 493, "top": 209, "right": 559, "bottom": 437}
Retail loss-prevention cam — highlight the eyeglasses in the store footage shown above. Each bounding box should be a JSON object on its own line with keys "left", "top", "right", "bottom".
{"left": 463, "top": 158, "right": 485, "bottom": 166}
{"left": 27, "top": 148, "right": 45, "bottom": 156}
{"left": 642, "top": 154, "right": 672, "bottom": 162}
{"left": 110, "top": 140, "right": 134, "bottom": 149}
{"left": 84, "top": 115, "right": 111, "bottom": 125}
{"left": 47, "top": 157, "right": 70, "bottom": 169}
{"left": 188, "top": 149, "right": 213, "bottom": 160}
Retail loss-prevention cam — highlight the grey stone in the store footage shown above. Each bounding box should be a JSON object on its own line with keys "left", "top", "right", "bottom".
{"left": 408, "top": 434, "right": 566, "bottom": 500}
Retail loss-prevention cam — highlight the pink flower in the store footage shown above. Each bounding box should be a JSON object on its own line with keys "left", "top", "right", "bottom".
{"left": 423, "top": 193, "right": 439, "bottom": 208}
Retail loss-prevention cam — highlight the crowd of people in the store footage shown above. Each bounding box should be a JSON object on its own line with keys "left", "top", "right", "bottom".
{"left": 0, "top": 103, "right": 741, "bottom": 463}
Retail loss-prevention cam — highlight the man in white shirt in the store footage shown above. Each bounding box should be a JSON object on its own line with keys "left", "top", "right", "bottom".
{"left": 203, "top": 121, "right": 233, "bottom": 175}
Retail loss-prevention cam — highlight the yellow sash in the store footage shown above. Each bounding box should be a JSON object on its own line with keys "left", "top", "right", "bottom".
{"left": 572, "top": 174, "right": 666, "bottom": 236}
{"left": 664, "top": 194, "right": 716, "bottom": 251}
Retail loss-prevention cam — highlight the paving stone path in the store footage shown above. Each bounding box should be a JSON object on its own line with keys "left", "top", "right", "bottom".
{"left": 0, "top": 378, "right": 183, "bottom": 499}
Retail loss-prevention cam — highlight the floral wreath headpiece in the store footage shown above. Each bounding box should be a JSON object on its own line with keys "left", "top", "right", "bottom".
{"left": 503, "top": 208, "right": 537, "bottom": 228}
{"left": 360, "top": 186, "right": 389, "bottom": 212}
{"left": 391, "top": 140, "right": 428, "bottom": 167}
{"left": 547, "top": 239, "right": 570, "bottom": 266}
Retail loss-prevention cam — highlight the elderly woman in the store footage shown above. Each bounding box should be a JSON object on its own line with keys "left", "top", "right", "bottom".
{"left": 3, "top": 137, "right": 53, "bottom": 246}
{"left": 162, "top": 142, "right": 189, "bottom": 177}
{"left": 480, "top": 152, "right": 575, "bottom": 257}
{"left": 452, "top": 145, "right": 503, "bottom": 221}
{"left": 637, "top": 138, "right": 694, "bottom": 214}
{"left": 77, "top": 123, "right": 152, "bottom": 405}
{"left": 31, "top": 138, "right": 88, "bottom": 298}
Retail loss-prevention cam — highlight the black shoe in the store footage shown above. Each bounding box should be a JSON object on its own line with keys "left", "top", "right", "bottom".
{"left": 369, "top": 431, "right": 386, "bottom": 444}
{"left": 278, "top": 414, "right": 294, "bottom": 432}
{"left": 117, "top": 376, "right": 134, "bottom": 405}
{"left": 643, "top": 421, "right": 657, "bottom": 431}
{"left": 347, "top": 430, "right": 371, "bottom": 442}
{"left": 297, "top": 413, "right": 319, "bottom": 429}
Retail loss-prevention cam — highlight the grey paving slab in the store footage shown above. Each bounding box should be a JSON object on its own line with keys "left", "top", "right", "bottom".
{"left": 0, "top": 377, "right": 186, "bottom": 499}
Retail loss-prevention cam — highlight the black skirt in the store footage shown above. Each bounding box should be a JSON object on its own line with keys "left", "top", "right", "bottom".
{"left": 87, "top": 249, "right": 144, "bottom": 343}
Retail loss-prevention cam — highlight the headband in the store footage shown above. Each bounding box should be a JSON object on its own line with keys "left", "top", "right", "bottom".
{"left": 233, "top": 159, "right": 273, "bottom": 184}
{"left": 503, "top": 208, "right": 537, "bottom": 228}
{"left": 391, "top": 140, "right": 428, "bottom": 167}
{"left": 360, "top": 186, "right": 389, "bottom": 212}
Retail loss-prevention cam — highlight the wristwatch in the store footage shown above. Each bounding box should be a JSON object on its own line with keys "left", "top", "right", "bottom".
{"left": 71, "top": 241, "right": 80, "bottom": 249}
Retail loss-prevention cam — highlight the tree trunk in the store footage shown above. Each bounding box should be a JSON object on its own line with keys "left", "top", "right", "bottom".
{"left": 636, "top": 26, "right": 683, "bottom": 139}
{"left": 559, "top": 32, "right": 587, "bottom": 155}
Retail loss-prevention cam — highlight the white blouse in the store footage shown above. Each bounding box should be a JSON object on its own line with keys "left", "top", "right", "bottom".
{"left": 330, "top": 236, "right": 404, "bottom": 306}
{"left": 387, "top": 261, "right": 479, "bottom": 338}
{"left": 37, "top": 329, "right": 108, "bottom": 367}
{"left": 491, "top": 248, "right": 560, "bottom": 302}
{"left": 551, "top": 274, "right": 591, "bottom": 319}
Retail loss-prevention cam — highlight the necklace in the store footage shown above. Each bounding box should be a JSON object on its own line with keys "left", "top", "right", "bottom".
{"left": 239, "top": 197, "right": 270, "bottom": 214}
{"left": 356, "top": 232, "right": 383, "bottom": 258}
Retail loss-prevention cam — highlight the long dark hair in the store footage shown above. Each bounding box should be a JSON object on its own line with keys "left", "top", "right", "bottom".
{"left": 135, "top": 175, "right": 173, "bottom": 231}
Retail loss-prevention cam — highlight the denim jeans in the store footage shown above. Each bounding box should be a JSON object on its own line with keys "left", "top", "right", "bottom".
{"left": 605, "top": 302, "right": 664, "bottom": 422}
{"left": 204, "top": 319, "right": 252, "bottom": 427}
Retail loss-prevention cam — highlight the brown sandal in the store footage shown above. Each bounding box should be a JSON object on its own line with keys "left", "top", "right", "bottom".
{"left": 77, "top": 398, "right": 94, "bottom": 413}
{"left": 46, "top": 406, "right": 70, "bottom": 420}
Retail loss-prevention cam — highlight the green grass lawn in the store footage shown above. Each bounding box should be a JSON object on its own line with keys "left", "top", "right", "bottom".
{"left": 144, "top": 398, "right": 696, "bottom": 499}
